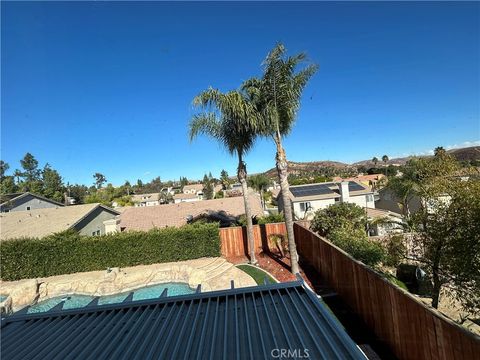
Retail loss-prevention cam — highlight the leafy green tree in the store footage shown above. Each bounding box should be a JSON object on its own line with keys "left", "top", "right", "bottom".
{"left": 0, "top": 176, "right": 17, "bottom": 194}
{"left": 112, "top": 195, "right": 134, "bottom": 207}
{"left": 190, "top": 88, "right": 260, "bottom": 264}
{"left": 93, "top": 173, "right": 107, "bottom": 189}
{"left": 123, "top": 181, "right": 132, "bottom": 195}
{"left": 0, "top": 161, "right": 18, "bottom": 194}
{"left": 311, "top": 202, "right": 367, "bottom": 236}
{"left": 220, "top": 170, "right": 230, "bottom": 190}
{"left": 68, "top": 184, "right": 89, "bottom": 204}
{"left": 382, "top": 155, "right": 389, "bottom": 175}
{"left": 179, "top": 176, "right": 189, "bottom": 189}
{"left": 0, "top": 161, "right": 9, "bottom": 179}
{"left": 386, "top": 160, "right": 422, "bottom": 218}
{"left": 311, "top": 203, "right": 385, "bottom": 266}
{"left": 19, "top": 153, "right": 41, "bottom": 182}
{"left": 159, "top": 191, "right": 173, "bottom": 204}
{"left": 242, "top": 43, "right": 318, "bottom": 274}
{"left": 13, "top": 153, "right": 43, "bottom": 192}
{"left": 42, "top": 164, "right": 65, "bottom": 202}
{"left": 202, "top": 174, "right": 214, "bottom": 200}
{"left": 401, "top": 152, "right": 480, "bottom": 313}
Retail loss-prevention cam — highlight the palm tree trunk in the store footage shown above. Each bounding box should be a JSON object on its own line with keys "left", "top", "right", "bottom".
{"left": 275, "top": 138, "right": 300, "bottom": 274}
{"left": 237, "top": 154, "right": 257, "bottom": 265}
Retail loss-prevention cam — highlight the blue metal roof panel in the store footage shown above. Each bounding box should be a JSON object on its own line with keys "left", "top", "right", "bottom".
{"left": 1, "top": 281, "right": 365, "bottom": 360}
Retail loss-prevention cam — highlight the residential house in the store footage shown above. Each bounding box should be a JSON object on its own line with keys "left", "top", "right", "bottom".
{"left": 0, "top": 192, "right": 65, "bottom": 213}
{"left": 182, "top": 184, "right": 203, "bottom": 196}
{"left": 365, "top": 207, "right": 404, "bottom": 236}
{"left": 174, "top": 183, "right": 204, "bottom": 203}
{"left": 0, "top": 203, "right": 120, "bottom": 240}
{"left": 173, "top": 193, "right": 201, "bottom": 203}
{"left": 120, "top": 193, "right": 264, "bottom": 231}
{"left": 277, "top": 181, "right": 375, "bottom": 220}
{"left": 375, "top": 187, "right": 422, "bottom": 216}
{"left": 132, "top": 193, "right": 161, "bottom": 207}
{"left": 333, "top": 174, "right": 386, "bottom": 191}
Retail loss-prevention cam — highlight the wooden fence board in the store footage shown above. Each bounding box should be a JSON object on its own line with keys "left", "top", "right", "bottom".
{"left": 219, "top": 222, "right": 480, "bottom": 359}
{"left": 292, "top": 222, "right": 480, "bottom": 360}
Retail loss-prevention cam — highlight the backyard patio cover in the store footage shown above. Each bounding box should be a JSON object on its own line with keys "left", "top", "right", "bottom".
{"left": 1, "top": 279, "right": 365, "bottom": 359}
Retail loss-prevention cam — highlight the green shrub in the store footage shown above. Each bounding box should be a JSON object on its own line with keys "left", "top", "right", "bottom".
{"left": 0, "top": 223, "right": 221, "bottom": 281}
{"left": 257, "top": 213, "right": 284, "bottom": 224}
{"left": 330, "top": 228, "right": 385, "bottom": 266}
{"left": 310, "top": 203, "right": 385, "bottom": 266}
{"left": 310, "top": 202, "right": 366, "bottom": 237}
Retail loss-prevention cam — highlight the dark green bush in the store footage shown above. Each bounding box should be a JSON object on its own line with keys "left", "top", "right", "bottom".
{"left": 330, "top": 228, "right": 385, "bottom": 266}
{"left": 257, "top": 213, "right": 284, "bottom": 224}
{"left": 0, "top": 223, "right": 221, "bottom": 281}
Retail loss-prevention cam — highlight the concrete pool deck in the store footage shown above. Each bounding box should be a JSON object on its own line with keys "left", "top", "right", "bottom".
{"left": 0, "top": 257, "right": 256, "bottom": 313}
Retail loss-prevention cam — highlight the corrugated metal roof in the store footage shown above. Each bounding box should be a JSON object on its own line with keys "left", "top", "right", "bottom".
{"left": 0, "top": 280, "right": 365, "bottom": 359}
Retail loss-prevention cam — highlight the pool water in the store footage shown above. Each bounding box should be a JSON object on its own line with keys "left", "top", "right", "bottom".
{"left": 0, "top": 295, "right": 8, "bottom": 302}
{"left": 26, "top": 283, "right": 194, "bottom": 314}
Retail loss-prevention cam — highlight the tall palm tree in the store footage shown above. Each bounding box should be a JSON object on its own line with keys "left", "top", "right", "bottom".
{"left": 382, "top": 155, "right": 389, "bottom": 175}
{"left": 372, "top": 157, "right": 378, "bottom": 167}
{"left": 189, "top": 88, "right": 260, "bottom": 264}
{"left": 242, "top": 43, "right": 318, "bottom": 274}
{"left": 248, "top": 174, "right": 270, "bottom": 209}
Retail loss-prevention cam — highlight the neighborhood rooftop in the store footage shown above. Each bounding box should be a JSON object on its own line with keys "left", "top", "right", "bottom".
{"left": 120, "top": 194, "right": 263, "bottom": 231}
{"left": 0, "top": 203, "right": 119, "bottom": 240}
{"left": 284, "top": 181, "right": 372, "bottom": 201}
{"left": 0, "top": 192, "right": 65, "bottom": 207}
{"left": 0, "top": 280, "right": 365, "bottom": 360}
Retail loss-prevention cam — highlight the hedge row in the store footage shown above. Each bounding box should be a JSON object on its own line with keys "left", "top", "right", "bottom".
{"left": 1, "top": 223, "right": 221, "bottom": 281}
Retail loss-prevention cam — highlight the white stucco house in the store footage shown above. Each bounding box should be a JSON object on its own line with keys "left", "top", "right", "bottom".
{"left": 131, "top": 193, "right": 160, "bottom": 207}
{"left": 365, "top": 207, "right": 404, "bottom": 236}
{"left": 173, "top": 184, "right": 204, "bottom": 203}
{"left": 277, "top": 181, "right": 376, "bottom": 220}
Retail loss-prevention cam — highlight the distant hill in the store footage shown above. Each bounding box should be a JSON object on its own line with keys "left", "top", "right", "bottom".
{"left": 353, "top": 146, "right": 480, "bottom": 167}
{"left": 447, "top": 146, "right": 480, "bottom": 162}
{"left": 263, "top": 160, "right": 350, "bottom": 178}
{"left": 262, "top": 146, "right": 480, "bottom": 176}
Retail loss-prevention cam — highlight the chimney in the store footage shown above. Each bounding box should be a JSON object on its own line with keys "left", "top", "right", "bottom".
{"left": 338, "top": 181, "right": 350, "bottom": 203}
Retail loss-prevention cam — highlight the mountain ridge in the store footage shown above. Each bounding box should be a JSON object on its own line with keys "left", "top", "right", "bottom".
{"left": 261, "top": 146, "right": 480, "bottom": 177}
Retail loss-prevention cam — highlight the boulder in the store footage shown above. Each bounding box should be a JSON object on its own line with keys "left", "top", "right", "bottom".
{"left": 8, "top": 279, "right": 38, "bottom": 309}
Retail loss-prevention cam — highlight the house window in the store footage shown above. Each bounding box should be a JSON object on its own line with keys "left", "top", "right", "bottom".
{"left": 26, "top": 206, "right": 31, "bottom": 210}
{"left": 299, "top": 202, "right": 311, "bottom": 212}
{"left": 366, "top": 194, "right": 374, "bottom": 202}
{"left": 92, "top": 230, "right": 100, "bottom": 236}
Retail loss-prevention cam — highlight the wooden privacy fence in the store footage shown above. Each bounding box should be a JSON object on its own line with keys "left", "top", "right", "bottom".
{"left": 294, "top": 222, "right": 480, "bottom": 360}
{"left": 219, "top": 222, "right": 287, "bottom": 258}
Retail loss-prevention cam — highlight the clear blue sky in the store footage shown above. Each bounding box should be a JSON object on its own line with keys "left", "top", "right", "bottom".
{"left": 2, "top": 1, "right": 479, "bottom": 185}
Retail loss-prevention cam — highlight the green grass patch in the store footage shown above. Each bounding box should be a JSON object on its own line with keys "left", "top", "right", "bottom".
{"left": 383, "top": 273, "right": 409, "bottom": 291}
{"left": 236, "top": 265, "right": 276, "bottom": 285}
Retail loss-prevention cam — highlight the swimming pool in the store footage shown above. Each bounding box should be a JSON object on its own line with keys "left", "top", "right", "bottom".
{"left": 25, "top": 283, "right": 194, "bottom": 314}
